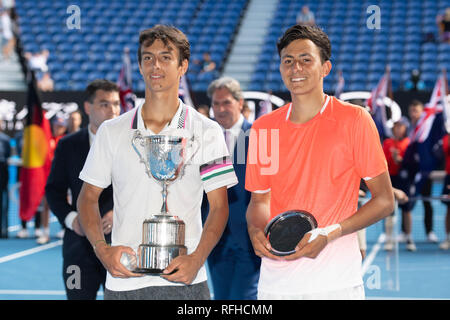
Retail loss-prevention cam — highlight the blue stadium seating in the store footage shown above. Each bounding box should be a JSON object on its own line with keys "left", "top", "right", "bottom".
{"left": 253, "top": 0, "right": 450, "bottom": 92}
{"left": 15, "top": 0, "right": 450, "bottom": 93}
{"left": 16, "top": 0, "right": 247, "bottom": 91}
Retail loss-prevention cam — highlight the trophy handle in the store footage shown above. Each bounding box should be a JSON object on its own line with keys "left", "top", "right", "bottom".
{"left": 132, "top": 131, "right": 151, "bottom": 177}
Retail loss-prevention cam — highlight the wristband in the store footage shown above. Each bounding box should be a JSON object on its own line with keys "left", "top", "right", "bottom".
{"left": 307, "top": 224, "right": 342, "bottom": 243}
{"left": 93, "top": 239, "right": 108, "bottom": 251}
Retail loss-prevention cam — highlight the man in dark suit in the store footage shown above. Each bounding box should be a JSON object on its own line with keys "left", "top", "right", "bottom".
{"left": 204, "top": 76, "right": 260, "bottom": 299}
{"left": 45, "top": 80, "right": 121, "bottom": 299}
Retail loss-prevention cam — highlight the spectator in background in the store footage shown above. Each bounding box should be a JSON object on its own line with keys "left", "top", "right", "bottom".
{"left": 37, "top": 72, "right": 54, "bottom": 92}
{"left": 35, "top": 115, "right": 68, "bottom": 245}
{"left": 195, "top": 52, "right": 216, "bottom": 75}
{"left": 67, "top": 110, "right": 82, "bottom": 133}
{"left": 196, "top": 104, "right": 210, "bottom": 118}
{"left": 25, "top": 49, "right": 54, "bottom": 92}
{"left": 296, "top": 5, "right": 315, "bottom": 26}
{"left": 45, "top": 80, "right": 119, "bottom": 299}
{"left": 0, "top": 120, "right": 10, "bottom": 238}
{"left": 436, "top": 8, "right": 450, "bottom": 44}
{"left": 242, "top": 101, "right": 251, "bottom": 122}
{"left": 439, "top": 133, "right": 450, "bottom": 250}
{"left": 51, "top": 115, "right": 67, "bottom": 150}
{"left": 403, "top": 100, "right": 445, "bottom": 244}
{"left": 24, "top": 49, "right": 49, "bottom": 79}
{"left": 382, "top": 118, "right": 416, "bottom": 251}
{"left": 0, "top": 7, "right": 15, "bottom": 60}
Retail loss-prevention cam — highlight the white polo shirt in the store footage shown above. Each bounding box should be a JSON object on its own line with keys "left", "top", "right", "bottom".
{"left": 79, "top": 99, "right": 238, "bottom": 291}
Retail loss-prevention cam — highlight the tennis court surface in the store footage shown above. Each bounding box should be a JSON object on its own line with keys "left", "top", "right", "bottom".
{"left": 1, "top": 183, "right": 449, "bottom": 300}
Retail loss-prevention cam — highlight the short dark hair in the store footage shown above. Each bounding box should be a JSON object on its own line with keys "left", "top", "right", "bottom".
{"left": 85, "top": 79, "right": 119, "bottom": 103}
{"left": 138, "top": 24, "right": 190, "bottom": 66}
{"left": 277, "top": 24, "right": 331, "bottom": 63}
{"left": 409, "top": 99, "right": 424, "bottom": 108}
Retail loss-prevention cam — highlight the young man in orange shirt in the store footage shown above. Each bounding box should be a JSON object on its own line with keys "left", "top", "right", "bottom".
{"left": 245, "top": 24, "right": 395, "bottom": 299}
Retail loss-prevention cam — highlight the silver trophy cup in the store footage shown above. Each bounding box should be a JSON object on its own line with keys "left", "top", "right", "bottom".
{"left": 129, "top": 131, "right": 198, "bottom": 274}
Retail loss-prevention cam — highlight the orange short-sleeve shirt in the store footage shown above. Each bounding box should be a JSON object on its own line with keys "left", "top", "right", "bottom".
{"left": 245, "top": 95, "right": 387, "bottom": 227}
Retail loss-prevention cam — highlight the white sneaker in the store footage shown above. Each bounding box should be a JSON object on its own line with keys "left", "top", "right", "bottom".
{"left": 16, "top": 229, "right": 29, "bottom": 238}
{"left": 36, "top": 235, "right": 50, "bottom": 245}
{"left": 427, "top": 231, "right": 439, "bottom": 243}
{"left": 406, "top": 239, "right": 417, "bottom": 251}
{"left": 56, "top": 229, "right": 65, "bottom": 239}
{"left": 35, "top": 228, "right": 44, "bottom": 238}
{"left": 397, "top": 232, "right": 407, "bottom": 243}
{"left": 439, "top": 240, "right": 450, "bottom": 250}
{"left": 384, "top": 241, "right": 394, "bottom": 251}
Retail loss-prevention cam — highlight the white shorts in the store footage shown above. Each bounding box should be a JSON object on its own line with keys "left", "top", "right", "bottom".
{"left": 257, "top": 285, "right": 365, "bottom": 300}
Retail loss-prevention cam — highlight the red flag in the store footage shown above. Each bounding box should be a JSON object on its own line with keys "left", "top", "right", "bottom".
{"left": 19, "top": 75, "right": 52, "bottom": 222}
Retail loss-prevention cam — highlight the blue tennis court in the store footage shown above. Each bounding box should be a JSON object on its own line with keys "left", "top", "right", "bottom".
{"left": 1, "top": 177, "right": 449, "bottom": 300}
{"left": 362, "top": 182, "right": 450, "bottom": 299}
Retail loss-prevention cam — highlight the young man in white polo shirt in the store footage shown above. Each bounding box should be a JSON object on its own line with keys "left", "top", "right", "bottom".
{"left": 77, "top": 25, "right": 237, "bottom": 300}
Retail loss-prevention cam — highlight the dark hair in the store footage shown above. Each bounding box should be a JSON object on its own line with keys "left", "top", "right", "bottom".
{"left": 138, "top": 24, "right": 190, "bottom": 66}
{"left": 409, "top": 99, "right": 424, "bottom": 108}
{"left": 277, "top": 24, "right": 331, "bottom": 63}
{"left": 85, "top": 79, "right": 119, "bottom": 103}
{"left": 70, "top": 109, "right": 82, "bottom": 116}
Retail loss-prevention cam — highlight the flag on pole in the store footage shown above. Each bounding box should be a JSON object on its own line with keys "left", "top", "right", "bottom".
{"left": 117, "top": 47, "right": 136, "bottom": 113}
{"left": 404, "top": 71, "right": 448, "bottom": 199}
{"left": 19, "top": 73, "right": 52, "bottom": 222}
{"left": 410, "top": 70, "right": 448, "bottom": 143}
{"left": 366, "top": 67, "right": 391, "bottom": 140}
{"left": 179, "top": 75, "right": 194, "bottom": 107}
{"left": 256, "top": 92, "right": 273, "bottom": 119}
{"left": 334, "top": 70, "right": 345, "bottom": 99}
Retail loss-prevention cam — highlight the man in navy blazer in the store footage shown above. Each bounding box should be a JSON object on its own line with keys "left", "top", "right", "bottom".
{"left": 45, "top": 80, "right": 121, "bottom": 299}
{"left": 204, "top": 77, "right": 260, "bottom": 299}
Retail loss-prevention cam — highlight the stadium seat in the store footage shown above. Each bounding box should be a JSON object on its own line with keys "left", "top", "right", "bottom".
{"left": 15, "top": 0, "right": 447, "bottom": 94}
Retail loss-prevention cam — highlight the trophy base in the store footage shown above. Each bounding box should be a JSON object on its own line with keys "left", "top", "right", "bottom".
{"left": 138, "top": 244, "right": 187, "bottom": 272}
{"left": 132, "top": 268, "right": 165, "bottom": 275}
{"left": 132, "top": 268, "right": 178, "bottom": 275}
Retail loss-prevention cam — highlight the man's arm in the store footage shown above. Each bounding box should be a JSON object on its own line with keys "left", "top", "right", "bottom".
{"left": 77, "top": 182, "right": 139, "bottom": 278}
{"left": 292, "top": 171, "right": 395, "bottom": 260}
{"left": 340, "top": 171, "right": 395, "bottom": 236}
{"left": 246, "top": 191, "right": 282, "bottom": 260}
{"left": 162, "top": 186, "right": 229, "bottom": 284}
{"left": 45, "top": 141, "right": 77, "bottom": 231}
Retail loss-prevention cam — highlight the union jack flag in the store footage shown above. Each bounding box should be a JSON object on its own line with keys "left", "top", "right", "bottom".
{"left": 367, "top": 67, "right": 391, "bottom": 140}
{"left": 410, "top": 71, "right": 449, "bottom": 143}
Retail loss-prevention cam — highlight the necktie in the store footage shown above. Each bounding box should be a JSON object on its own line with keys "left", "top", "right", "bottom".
{"left": 224, "top": 129, "right": 232, "bottom": 153}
